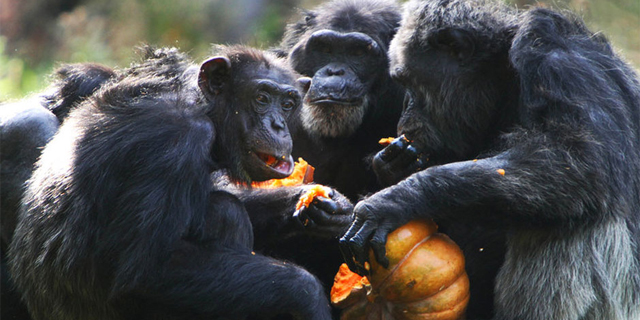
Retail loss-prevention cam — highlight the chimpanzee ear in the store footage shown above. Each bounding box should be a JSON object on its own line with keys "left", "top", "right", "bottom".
{"left": 430, "top": 28, "right": 475, "bottom": 61}
{"left": 297, "top": 77, "right": 312, "bottom": 95}
{"left": 199, "top": 56, "right": 232, "bottom": 98}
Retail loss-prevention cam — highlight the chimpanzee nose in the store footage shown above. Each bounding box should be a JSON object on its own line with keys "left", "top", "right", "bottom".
{"left": 271, "top": 116, "right": 288, "bottom": 136}
{"left": 326, "top": 66, "right": 345, "bottom": 76}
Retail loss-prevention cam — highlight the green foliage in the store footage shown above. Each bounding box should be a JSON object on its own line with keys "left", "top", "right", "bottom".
{"left": 0, "top": 38, "right": 52, "bottom": 101}
{"left": 0, "top": 0, "right": 638, "bottom": 101}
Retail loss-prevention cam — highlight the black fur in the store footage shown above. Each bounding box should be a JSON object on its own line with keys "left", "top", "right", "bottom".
{"left": 341, "top": 1, "right": 640, "bottom": 319}
{"left": 1, "top": 63, "right": 113, "bottom": 250}
{"left": 8, "top": 46, "right": 333, "bottom": 320}
{"left": 279, "top": 0, "right": 405, "bottom": 201}
{"left": 254, "top": 0, "right": 403, "bottom": 309}
{"left": 44, "top": 63, "right": 117, "bottom": 120}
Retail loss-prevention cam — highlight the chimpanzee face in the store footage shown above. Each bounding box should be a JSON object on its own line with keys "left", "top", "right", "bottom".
{"left": 288, "top": 29, "right": 388, "bottom": 138}
{"left": 198, "top": 50, "right": 309, "bottom": 183}
{"left": 233, "top": 67, "right": 304, "bottom": 181}
{"left": 387, "top": 0, "right": 516, "bottom": 161}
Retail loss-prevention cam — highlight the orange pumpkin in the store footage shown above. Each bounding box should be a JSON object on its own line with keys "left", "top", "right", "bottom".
{"left": 251, "top": 157, "right": 315, "bottom": 188}
{"left": 331, "top": 220, "right": 469, "bottom": 320}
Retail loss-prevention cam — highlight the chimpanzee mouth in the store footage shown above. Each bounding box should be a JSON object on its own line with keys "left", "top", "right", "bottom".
{"left": 309, "top": 97, "right": 363, "bottom": 107}
{"left": 254, "top": 152, "right": 294, "bottom": 176}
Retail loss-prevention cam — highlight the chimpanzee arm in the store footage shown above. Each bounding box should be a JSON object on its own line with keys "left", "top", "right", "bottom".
{"left": 142, "top": 247, "right": 331, "bottom": 320}
{"left": 341, "top": 131, "right": 613, "bottom": 272}
{"left": 234, "top": 186, "right": 353, "bottom": 246}
{"left": 123, "top": 191, "right": 331, "bottom": 320}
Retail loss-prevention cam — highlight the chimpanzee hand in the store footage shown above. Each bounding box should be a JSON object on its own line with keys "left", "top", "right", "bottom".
{"left": 338, "top": 195, "right": 413, "bottom": 276}
{"left": 372, "top": 135, "right": 427, "bottom": 187}
{"left": 293, "top": 187, "right": 354, "bottom": 239}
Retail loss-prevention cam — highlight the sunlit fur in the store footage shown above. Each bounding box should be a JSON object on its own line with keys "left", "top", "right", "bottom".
{"left": 301, "top": 96, "right": 370, "bottom": 138}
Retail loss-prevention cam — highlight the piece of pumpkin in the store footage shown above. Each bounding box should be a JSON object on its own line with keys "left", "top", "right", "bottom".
{"left": 331, "top": 263, "right": 371, "bottom": 308}
{"left": 331, "top": 220, "right": 469, "bottom": 320}
{"left": 251, "top": 157, "right": 315, "bottom": 188}
{"left": 378, "top": 137, "right": 396, "bottom": 146}
{"left": 378, "top": 135, "right": 411, "bottom": 147}
{"left": 296, "top": 185, "right": 331, "bottom": 210}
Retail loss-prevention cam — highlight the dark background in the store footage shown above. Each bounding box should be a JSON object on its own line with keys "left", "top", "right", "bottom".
{"left": 0, "top": 0, "right": 638, "bottom": 101}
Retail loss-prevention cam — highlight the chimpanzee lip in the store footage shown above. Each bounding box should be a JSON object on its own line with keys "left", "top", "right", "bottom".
{"left": 309, "top": 97, "right": 362, "bottom": 106}
{"left": 253, "top": 152, "right": 294, "bottom": 176}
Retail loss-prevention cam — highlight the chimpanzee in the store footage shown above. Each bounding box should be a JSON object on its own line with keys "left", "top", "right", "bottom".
{"left": 340, "top": 0, "right": 640, "bottom": 319}
{"left": 254, "top": 0, "right": 404, "bottom": 300}
{"left": 8, "top": 45, "right": 335, "bottom": 320}
{"left": 1, "top": 63, "right": 114, "bottom": 249}
{"left": 1, "top": 63, "right": 114, "bottom": 320}
{"left": 277, "top": 0, "right": 405, "bottom": 201}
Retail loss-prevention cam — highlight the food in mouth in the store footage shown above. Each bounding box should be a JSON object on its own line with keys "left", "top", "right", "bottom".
{"left": 251, "top": 158, "right": 315, "bottom": 188}
{"left": 255, "top": 152, "right": 294, "bottom": 175}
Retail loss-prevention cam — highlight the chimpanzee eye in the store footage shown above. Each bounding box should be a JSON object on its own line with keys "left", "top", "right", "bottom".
{"left": 255, "top": 93, "right": 269, "bottom": 104}
{"left": 352, "top": 49, "right": 365, "bottom": 56}
{"left": 281, "top": 100, "right": 295, "bottom": 111}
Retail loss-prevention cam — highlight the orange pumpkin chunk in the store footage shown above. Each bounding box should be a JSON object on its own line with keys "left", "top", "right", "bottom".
{"left": 378, "top": 134, "right": 411, "bottom": 146}
{"left": 251, "top": 158, "right": 315, "bottom": 188}
{"left": 331, "top": 263, "right": 371, "bottom": 307}
{"left": 296, "top": 185, "right": 331, "bottom": 210}
{"left": 378, "top": 137, "right": 396, "bottom": 146}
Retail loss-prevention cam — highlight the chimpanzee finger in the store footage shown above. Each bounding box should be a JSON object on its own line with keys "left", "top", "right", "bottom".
{"left": 345, "top": 220, "right": 377, "bottom": 275}
{"left": 293, "top": 206, "right": 316, "bottom": 228}
{"left": 416, "top": 153, "right": 429, "bottom": 171}
{"left": 389, "top": 145, "right": 420, "bottom": 170}
{"left": 311, "top": 196, "right": 340, "bottom": 215}
{"left": 400, "top": 152, "right": 429, "bottom": 176}
{"left": 370, "top": 225, "right": 392, "bottom": 268}
{"left": 301, "top": 204, "right": 332, "bottom": 225}
{"left": 378, "top": 136, "right": 409, "bottom": 162}
{"left": 340, "top": 219, "right": 364, "bottom": 273}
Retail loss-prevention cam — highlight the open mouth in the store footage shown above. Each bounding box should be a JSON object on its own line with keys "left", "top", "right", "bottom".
{"left": 309, "top": 97, "right": 363, "bottom": 107}
{"left": 254, "top": 152, "right": 294, "bottom": 176}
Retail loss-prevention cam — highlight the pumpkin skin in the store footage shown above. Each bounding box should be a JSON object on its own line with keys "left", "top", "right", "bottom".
{"left": 331, "top": 220, "right": 469, "bottom": 320}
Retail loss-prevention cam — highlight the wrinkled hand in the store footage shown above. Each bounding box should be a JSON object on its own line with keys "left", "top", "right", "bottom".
{"left": 338, "top": 198, "right": 408, "bottom": 276}
{"left": 373, "top": 135, "right": 427, "bottom": 187}
{"left": 293, "top": 187, "right": 354, "bottom": 239}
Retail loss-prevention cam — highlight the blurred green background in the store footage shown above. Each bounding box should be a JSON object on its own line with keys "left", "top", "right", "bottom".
{"left": 1, "top": 0, "right": 638, "bottom": 101}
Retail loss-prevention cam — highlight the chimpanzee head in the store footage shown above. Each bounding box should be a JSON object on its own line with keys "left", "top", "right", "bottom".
{"left": 282, "top": 0, "right": 401, "bottom": 138}
{"left": 388, "top": 0, "right": 518, "bottom": 162}
{"left": 198, "top": 45, "right": 311, "bottom": 183}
